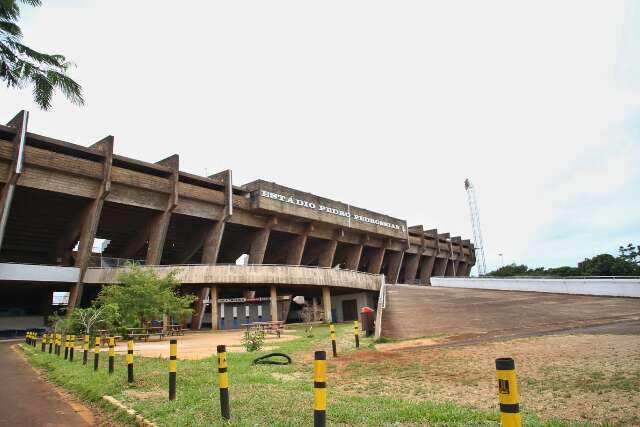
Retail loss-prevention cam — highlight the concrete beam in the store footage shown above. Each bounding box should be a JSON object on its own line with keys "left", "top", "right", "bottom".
{"left": 270, "top": 285, "right": 278, "bottom": 321}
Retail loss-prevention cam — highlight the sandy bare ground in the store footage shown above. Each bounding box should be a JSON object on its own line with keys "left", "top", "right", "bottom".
{"left": 328, "top": 331, "right": 640, "bottom": 425}
{"left": 109, "top": 329, "right": 300, "bottom": 359}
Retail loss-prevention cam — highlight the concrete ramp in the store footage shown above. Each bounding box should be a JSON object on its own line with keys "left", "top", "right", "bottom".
{"left": 380, "top": 285, "right": 640, "bottom": 340}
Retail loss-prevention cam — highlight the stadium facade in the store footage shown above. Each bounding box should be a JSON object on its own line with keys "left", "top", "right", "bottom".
{"left": 0, "top": 111, "right": 475, "bottom": 332}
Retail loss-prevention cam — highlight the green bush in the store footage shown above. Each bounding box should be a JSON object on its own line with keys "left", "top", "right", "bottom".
{"left": 241, "top": 329, "right": 266, "bottom": 352}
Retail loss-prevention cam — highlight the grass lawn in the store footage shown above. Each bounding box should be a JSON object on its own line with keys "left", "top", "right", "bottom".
{"left": 20, "top": 324, "right": 601, "bottom": 426}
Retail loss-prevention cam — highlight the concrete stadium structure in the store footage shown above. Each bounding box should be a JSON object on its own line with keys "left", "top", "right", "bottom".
{"left": 0, "top": 111, "right": 475, "bottom": 331}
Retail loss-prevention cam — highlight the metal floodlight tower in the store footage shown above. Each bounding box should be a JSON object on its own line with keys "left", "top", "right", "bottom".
{"left": 464, "top": 178, "right": 487, "bottom": 276}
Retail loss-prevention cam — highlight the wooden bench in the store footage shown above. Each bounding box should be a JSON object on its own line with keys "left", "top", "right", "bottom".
{"left": 251, "top": 321, "right": 285, "bottom": 338}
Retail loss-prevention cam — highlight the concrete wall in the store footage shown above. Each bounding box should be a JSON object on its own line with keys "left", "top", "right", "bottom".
{"left": 431, "top": 277, "right": 640, "bottom": 298}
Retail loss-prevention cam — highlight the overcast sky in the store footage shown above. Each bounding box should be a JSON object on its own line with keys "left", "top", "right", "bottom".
{"left": 2, "top": 1, "right": 639, "bottom": 272}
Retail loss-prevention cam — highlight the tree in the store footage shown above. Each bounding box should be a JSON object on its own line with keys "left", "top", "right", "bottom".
{"left": 485, "top": 263, "right": 529, "bottom": 277}
{"left": 619, "top": 243, "right": 639, "bottom": 266}
{"left": 1, "top": 0, "right": 83, "bottom": 109}
{"left": 71, "top": 305, "right": 119, "bottom": 336}
{"left": 577, "top": 254, "right": 639, "bottom": 276}
{"left": 94, "top": 264, "right": 195, "bottom": 329}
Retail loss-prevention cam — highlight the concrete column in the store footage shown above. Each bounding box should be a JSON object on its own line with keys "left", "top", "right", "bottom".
{"left": 345, "top": 244, "right": 363, "bottom": 271}
{"left": 286, "top": 234, "right": 307, "bottom": 265}
{"left": 190, "top": 287, "right": 209, "bottom": 331}
{"left": 433, "top": 257, "right": 448, "bottom": 277}
{"left": 322, "top": 286, "right": 332, "bottom": 323}
{"left": 145, "top": 211, "right": 172, "bottom": 265}
{"left": 403, "top": 253, "right": 420, "bottom": 284}
{"left": 318, "top": 240, "right": 338, "bottom": 268}
{"left": 445, "top": 259, "right": 455, "bottom": 277}
{"left": 385, "top": 250, "right": 404, "bottom": 284}
{"left": 145, "top": 154, "right": 179, "bottom": 265}
{"left": 270, "top": 286, "right": 278, "bottom": 321}
{"left": 368, "top": 247, "right": 385, "bottom": 274}
{"left": 418, "top": 255, "right": 436, "bottom": 285}
{"left": 250, "top": 219, "right": 275, "bottom": 265}
{"left": 202, "top": 220, "right": 226, "bottom": 264}
{"left": 0, "top": 110, "right": 28, "bottom": 252}
{"left": 210, "top": 285, "right": 218, "bottom": 330}
{"left": 68, "top": 136, "right": 113, "bottom": 310}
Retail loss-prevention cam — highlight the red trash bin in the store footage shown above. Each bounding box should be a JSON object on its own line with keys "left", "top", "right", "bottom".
{"left": 360, "top": 306, "right": 375, "bottom": 337}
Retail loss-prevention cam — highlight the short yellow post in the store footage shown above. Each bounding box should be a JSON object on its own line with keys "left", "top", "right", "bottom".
{"left": 127, "top": 340, "right": 134, "bottom": 383}
{"left": 82, "top": 335, "right": 89, "bottom": 365}
{"left": 93, "top": 338, "right": 100, "bottom": 371}
{"left": 69, "top": 335, "right": 75, "bottom": 361}
{"left": 168, "top": 339, "right": 177, "bottom": 400}
{"left": 64, "top": 334, "right": 69, "bottom": 360}
{"left": 329, "top": 323, "right": 337, "bottom": 357}
{"left": 108, "top": 335, "right": 115, "bottom": 374}
{"left": 353, "top": 320, "right": 360, "bottom": 348}
{"left": 496, "top": 357, "right": 522, "bottom": 427}
{"left": 313, "top": 350, "right": 327, "bottom": 427}
{"left": 217, "top": 344, "right": 230, "bottom": 419}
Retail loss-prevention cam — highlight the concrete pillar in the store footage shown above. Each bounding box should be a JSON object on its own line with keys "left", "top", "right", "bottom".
{"left": 318, "top": 240, "right": 337, "bottom": 268}
{"left": 190, "top": 287, "right": 210, "bottom": 331}
{"left": 286, "top": 234, "right": 307, "bottom": 265}
{"left": 403, "top": 253, "right": 420, "bottom": 284}
{"left": 418, "top": 255, "right": 436, "bottom": 285}
{"left": 433, "top": 257, "right": 448, "bottom": 277}
{"left": 250, "top": 223, "right": 273, "bottom": 265}
{"left": 145, "top": 155, "right": 179, "bottom": 265}
{"left": 322, "top": 286, "right": 332, "bottom": 323}
{"left": 312, "top": 297, "right": 319, "bottom": 322}
{"left": 385, "top": 250, "right": 404, "bottom": 284}
{"left": 368, "top": 247, "right": 385, "bottom": 274}
{"left": 68, "top": 136, "right": 113, "bottom": 310}
{"left": 270, "top": 286, "right": 278, "bottom": 321}
{"left": 445, "top": 259, "right": 455, "bottom": 277}
{"left": 210, "top": 285, "right": 218, "bottom": 330}
{"left": 345, "top": 244, "right": 363, "bottom": 271}
{"left": 0, "top": 110, "right": 28, "bottom": 252}
{"left": 202, "top": 220, "right": 226, "bottom": 264}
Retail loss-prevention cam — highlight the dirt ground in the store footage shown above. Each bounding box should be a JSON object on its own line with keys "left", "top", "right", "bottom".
{"left": 108, "top": 329, "right": 300, "bottom": 359}
{"left": 329, "top": 325, "right": 640, "bottom": 425}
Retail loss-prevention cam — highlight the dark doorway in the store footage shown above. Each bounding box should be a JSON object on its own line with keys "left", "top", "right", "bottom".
{"left": 342, "top": 299, "right": 358, "bottom": 321}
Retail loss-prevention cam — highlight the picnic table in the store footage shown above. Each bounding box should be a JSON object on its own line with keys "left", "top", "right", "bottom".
{"left": 244, "top": 321, "right": 285, "bottom": 338}
{"left": 126, "top": 326, "right": 166, "bottom": 341}
{"left": 167, "top": 324, "right": 184, "bottom": 336}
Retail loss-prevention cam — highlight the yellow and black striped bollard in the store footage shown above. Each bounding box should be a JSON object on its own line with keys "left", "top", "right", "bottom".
{"left": 64, "top": 334, "right": 69, "bottom": 360}
{"left": 496, "top": 357, "right": 522, "bottom": 427}
{"left": 69, "top": 335, "right": 75, "bottom": 362}
{"left": 108, "top": 336, "right": 115, "bottom": 374}
{"left": 127, "top": 340, "right": 134, "bottom": 383}
{"left": 313, "top": 350, "right": 327, "bottom": 427}
{"left": 25, "top": 331, "right": 30, "bottom": 345}
{"left": 94, "top": 338, "right": 100, "bottom": 371}
{"left": 217, "top": 344, "right": 230, "bottom": 419}
{"left": 82, "top": 335, "right": 89, "bottom": 365}
{"left": 41, "top": 333, "right": 47, "bottom": 352}
{"left": 329, "top": 323, "right": 337, "bottom": 357}
{"left": 354, "top": 320, "right": 360, "bottom": 349}
{"left": 56, "top": 334, "right": 61, "bottom": 356}
{"left": 48, "top": 333, "right": 53, "bottom": 354}
{"left": 169, "top": 339, "right": 177, "bottom": 400}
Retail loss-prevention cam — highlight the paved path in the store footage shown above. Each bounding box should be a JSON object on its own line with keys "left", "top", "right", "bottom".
{"left": 0, "top": 342, "right": 93, "bottom": 427}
